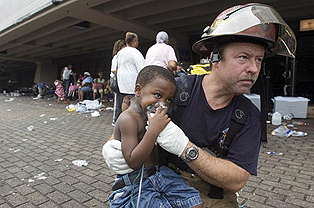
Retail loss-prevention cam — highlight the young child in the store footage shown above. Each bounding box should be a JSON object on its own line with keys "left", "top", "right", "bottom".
{"left": 68, "top": 80, "right": 81, "bottom": 100}
{"left": 54, "top": 80, "right": 68, "bottom": 104}
{"left": 92, "top": 71, "right": 106, "bottom": 101}
{"left": 108, "top": 65, "right": 203, "bottom": 208}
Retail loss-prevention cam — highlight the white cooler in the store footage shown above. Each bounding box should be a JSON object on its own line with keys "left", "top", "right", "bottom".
{"left": 244, "top": 93, "right": 260, "bottom": 111}
{"left": 273, "top": 96, "right": 310, "bottom": 118}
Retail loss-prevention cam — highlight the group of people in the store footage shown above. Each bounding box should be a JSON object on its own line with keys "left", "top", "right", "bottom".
{"left": 103, "top": 3, "right": 296, "bottom": 208}
{"left": 110, "top": 30, "right": 181, "bottom": 126}
{"left": 35, "top": 64, "right": 113, "bottom": 104}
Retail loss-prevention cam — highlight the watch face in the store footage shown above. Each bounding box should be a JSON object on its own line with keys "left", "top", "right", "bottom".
{"left": 189, "top": 150, "right": 198, "bottom": 158}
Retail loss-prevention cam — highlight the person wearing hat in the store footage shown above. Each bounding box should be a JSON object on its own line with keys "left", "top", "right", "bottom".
{"left": 102, "top": 3, "right": 296, "bottom": 207}
{"left": 77, "top": 71, "right": 93, "bottom": 101}
{"left": 144, "top": 31, "right": 178, "bottom": 73}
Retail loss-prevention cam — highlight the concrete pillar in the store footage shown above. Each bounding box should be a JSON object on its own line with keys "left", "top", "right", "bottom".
{"left": 33, "top": 59, "right": 58, "bottom": 85}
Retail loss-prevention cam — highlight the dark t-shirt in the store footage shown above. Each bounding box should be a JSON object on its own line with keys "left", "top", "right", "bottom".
{"left": 165, "top": 75, "right": 261, "bottom": 175}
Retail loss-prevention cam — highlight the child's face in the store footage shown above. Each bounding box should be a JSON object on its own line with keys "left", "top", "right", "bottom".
{"left": 136, "top": 77, "right": 176, "bottom": 113}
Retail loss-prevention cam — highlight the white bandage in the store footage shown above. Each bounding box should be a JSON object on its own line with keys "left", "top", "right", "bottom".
{"left": 102, "top": 140, "right": 133, "bottom": 175}
{"left": 157, "top": 121, "right": 189, "bottom": 157}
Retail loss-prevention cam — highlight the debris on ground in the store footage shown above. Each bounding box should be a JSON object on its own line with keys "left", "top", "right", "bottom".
{"left": 72, "top": 160, "right": 88, "bottom": 167}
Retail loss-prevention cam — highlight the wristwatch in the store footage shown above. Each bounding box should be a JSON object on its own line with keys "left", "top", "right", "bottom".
{"left": 182, "top": 144, "right": 199, "bottom": 162}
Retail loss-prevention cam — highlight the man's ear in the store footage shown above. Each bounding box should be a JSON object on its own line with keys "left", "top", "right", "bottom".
{"left": 135, "top": 84, "right": 141, "bottom": 97}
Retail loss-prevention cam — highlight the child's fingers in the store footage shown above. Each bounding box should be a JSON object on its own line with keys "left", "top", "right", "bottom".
{"left": 155, "top": 106, "right": 166, "bottom": 114}
{"left": 147, "top": 112, "right": 152, "bottom": 121}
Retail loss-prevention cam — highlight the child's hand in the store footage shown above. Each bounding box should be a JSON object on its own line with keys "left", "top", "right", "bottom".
{"left": 147, "top": 106, "right": 170, "bottom": 133}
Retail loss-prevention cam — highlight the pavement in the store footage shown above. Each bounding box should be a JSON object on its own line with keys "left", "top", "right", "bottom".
{"left": 0, "top": 95, "right": 313, "bottom": 208}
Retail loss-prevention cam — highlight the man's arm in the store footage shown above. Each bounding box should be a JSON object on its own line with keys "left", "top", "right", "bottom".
{"left": 157, "top": 121, "right": 250, "bottom": 192}
{"left": 181, "top": 141, "right": 250, "bottom": 192}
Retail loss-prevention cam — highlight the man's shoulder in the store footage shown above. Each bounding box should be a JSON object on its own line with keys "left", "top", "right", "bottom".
{"left": 175, "top": 74, "right": 202, "bottom": 86}
{"left": 235, "top": 95, "right": 261, "bottom": 122}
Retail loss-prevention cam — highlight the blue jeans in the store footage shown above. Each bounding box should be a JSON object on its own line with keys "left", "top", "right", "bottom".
{"left": 109, "top": 166, "right": 202, "bottom": 208}
{"left": 113, "top": 92, "right": 123, "bottom": 123}
{"left": 63, "top": 79, "right": 70, "bottom": 97}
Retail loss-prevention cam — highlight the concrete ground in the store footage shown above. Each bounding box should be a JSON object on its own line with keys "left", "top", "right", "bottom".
{"left": 0, "top": 95, "right": 313, "bottom": 208}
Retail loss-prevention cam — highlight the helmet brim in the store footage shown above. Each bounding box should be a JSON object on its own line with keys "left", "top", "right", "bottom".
{"left": 192, "top": 34, "right": 280, "bottom": 58}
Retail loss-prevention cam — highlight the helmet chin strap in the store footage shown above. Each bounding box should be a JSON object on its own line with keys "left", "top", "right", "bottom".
{"left": 212, "top": 41, "right": 221, "bottom": 62}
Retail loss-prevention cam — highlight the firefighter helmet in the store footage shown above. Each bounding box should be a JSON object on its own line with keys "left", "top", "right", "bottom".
{"left": 192, "top": 3, "right": 296, "bottom": 59}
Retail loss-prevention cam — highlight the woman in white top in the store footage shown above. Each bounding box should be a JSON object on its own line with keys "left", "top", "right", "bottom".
{"left": 115, "top": 32, "right": 145, "bottom": 123}
{"left": 110, "top": 39, "right": 126, "bottom": 126}
{"left": 145, "top": 31, "right": 177, "bottom": 73}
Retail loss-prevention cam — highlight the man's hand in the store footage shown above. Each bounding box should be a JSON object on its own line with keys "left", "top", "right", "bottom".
{"left": 102, "top": 140, "right": 133, "bottom": 175}
{"left": 157, "top": 121, "right": 189, "bottom": 157}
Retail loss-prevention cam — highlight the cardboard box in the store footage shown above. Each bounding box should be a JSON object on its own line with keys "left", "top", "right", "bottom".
{"left": 273, "top": 96, "right": 310, "bottom": 118}
{"left": 244, "top": 93, "right": 260, "bottom": 111}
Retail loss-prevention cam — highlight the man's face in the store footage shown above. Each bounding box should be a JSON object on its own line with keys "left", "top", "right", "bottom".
{"left": 215, "top": 42, "right": 265, "bottom": 94}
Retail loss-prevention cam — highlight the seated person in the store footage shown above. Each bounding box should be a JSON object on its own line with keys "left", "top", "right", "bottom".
{"left": 92, "top": 71, "right": 105, "bottom": 101}
{"left": 35, "top": 82, "right": 55, "bottom": 99}
{"left": 77, "top": 72, "right": 93, "bottom": 101}
{"left": 68, "top": 80, "right": 81, "bottom": 100}
{"left": 102, "top": 80, "right": 113, "bottom": 102}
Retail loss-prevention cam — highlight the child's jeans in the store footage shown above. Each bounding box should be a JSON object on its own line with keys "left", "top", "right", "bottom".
{"left": 109, "top": 166, "right": 202, "bottom": 208}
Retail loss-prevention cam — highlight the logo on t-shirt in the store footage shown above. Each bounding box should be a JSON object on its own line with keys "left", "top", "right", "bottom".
{"left": 219, "top": 127, "right": 229, "bottom": 149}
{"left": 235, "top": 109, "right": 245, "bottom": 119}
{"left": 179, "top": 92, "right": 190, "bottom": 102}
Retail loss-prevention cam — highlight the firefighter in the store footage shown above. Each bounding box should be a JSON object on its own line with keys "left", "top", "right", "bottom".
{"left": 103, "top": 3, "right": 296, "bottom": 207}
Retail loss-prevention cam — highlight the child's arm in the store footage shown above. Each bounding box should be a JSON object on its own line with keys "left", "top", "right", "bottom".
{"left": 120, "top": 108, "right": 169, "bottom": 170}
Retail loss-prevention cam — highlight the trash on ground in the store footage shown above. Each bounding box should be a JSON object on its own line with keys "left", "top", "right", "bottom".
{"left": 72, "top": 160, "right": 88, "bottom": 167}
{"left": 91, "top": 111, "right": 100, "bottom": 117}
{"left": 27, "top": 126, "right": 35, "bottom": 131}
{"left": 66, "top": 104, "right": 76, "bottom": 112}
{"left": 106, "top": 107, "right": 114, "bottom": 111}
{"left": 28, "top": 179, "right": 35, "bottom": 183}
{"left": 271, "top": 125, "right": 292, "bottom": 137}
{"left": 6, "top": 109, "right": 11, "bottom": 112}
{"left": 67, "top": 100, "right": 103, "bottom": 113}
{"left": 291, "top": 130, "right": 307, "bottom": 137}
{"left": 283, "top": 113, "right": 294, "bottom": 120}
{"left": 50, "top": 118, "right": 57, "bottom": 121}
{"left": 54, "top": 158, "right": 64, "bottom": 162}
{"left": 34, "top": 172, "right": 47, "bottom": 180}
{"left": 10, "top": 92, "right": 20, "bottom": 97}
{"left": 9, "top": 148, "right": 20, "bottom": 152}
{"left": 291, "top": 121, "right": 308, "bottom": 126}
{"left": 5, "top": 98, "right": 14, "bottom": 102}
{"left": 80, "top": 100, "right": 102, "bottom": 109}
{"left": 267, "top": 151, "right": 275, "bottom": 155}
{"left": 39, "top": 114, "right": 46, "bottom": 117}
